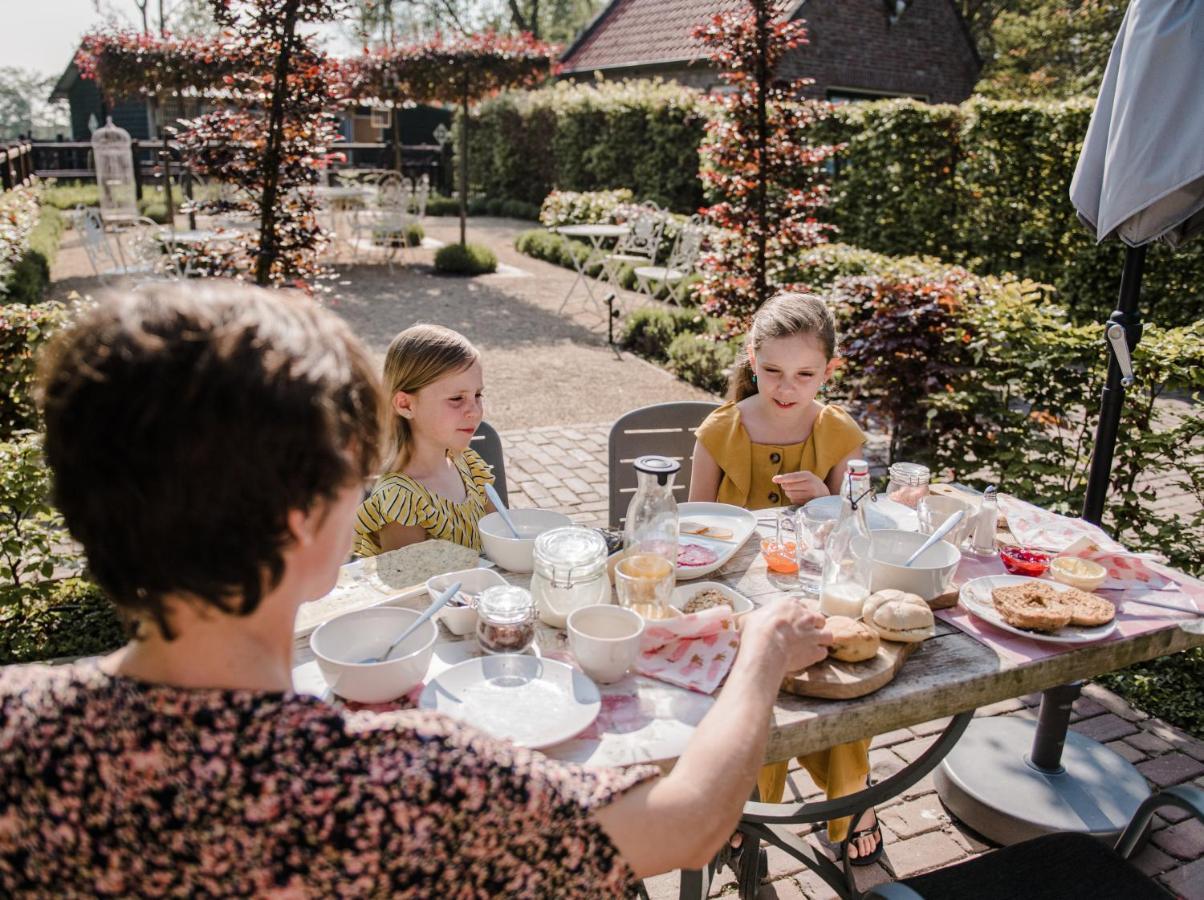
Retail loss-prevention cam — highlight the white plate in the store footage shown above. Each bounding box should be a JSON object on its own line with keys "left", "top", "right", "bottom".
{"left": 802, "top": 495, "right": 910, "bottom": 532}
{"left": 959, "top": 575, "right": 1118, "bottom": 644}
{"left": 669, "top": 581, "right": 754, "bottom": 617}
{"left": 419, "top": 655, "right": 601, "bottom": 749}
{"left": 676, "top": 502, "right": 757, "bottom": 580}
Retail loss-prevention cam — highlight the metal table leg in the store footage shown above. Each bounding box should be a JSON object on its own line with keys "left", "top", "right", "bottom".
{"left": 557, "top": 233, "right": 603, "bottom": 314}
{"left": 675, "top": 710, "right": 975, "bottom": 900}
{"left": 935, "top": 682, "right": 1150, "bottom": 844}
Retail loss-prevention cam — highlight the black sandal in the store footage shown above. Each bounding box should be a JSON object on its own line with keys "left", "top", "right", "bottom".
{"left": 841, "top": 808, "right": 884, "bottom": 867}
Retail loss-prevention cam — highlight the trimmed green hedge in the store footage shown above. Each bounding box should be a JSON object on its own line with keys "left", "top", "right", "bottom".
{"left": 460, "top": 80, "right": 709, "bottom": 212}
{"left": 434, "top": 242, "right": 498, "bottom": 275}
{"left": 1099, "top": 649, "right": 1204, "bottom": 739}
{"left": 0, "top": 301, "right": 69, "bottom": 437}
{"left": 0, "top": 578, "right": 131, "bottom": 665}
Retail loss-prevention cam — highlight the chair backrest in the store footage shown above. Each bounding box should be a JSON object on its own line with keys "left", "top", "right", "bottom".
{"left": 128, "top": 217, "right": 180, "bottom": 279}
{"left": 376, "top": 174, "right": 408, "bottom": 208}
{"left": 668, "top": 215, "right": 706, "bottom": 272}
{"left": 607, "top": 401, "right": 720, "bottom": 529}
{"left": 77, "top": 205, "right": 120, "bottom": 275}
{"left": 470, "top": 420, "right": 508, "bottom": 507}
{"left": 616, "top": 201, "right": 664, "bottom": 259}
{"left": 411, "top": 177, "right": 429, "bottom": 219}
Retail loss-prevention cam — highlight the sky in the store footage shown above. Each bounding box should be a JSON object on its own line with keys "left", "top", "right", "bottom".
{"left": 2, "top": 2, "right": 110, "bottom": 81}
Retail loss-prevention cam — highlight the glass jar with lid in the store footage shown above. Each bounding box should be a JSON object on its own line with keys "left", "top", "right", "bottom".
{"left": 530, "top": 526, "right": 610, "bottom": 627}
{"left": 886, "top": 461, "right": 931, "bottom": 509}
{"left": 475, "top": 585, "right": 536, "bottom": 654}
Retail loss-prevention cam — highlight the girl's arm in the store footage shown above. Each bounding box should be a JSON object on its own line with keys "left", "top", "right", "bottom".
{"left": 824, "top": 444, "right": 864, "bottom": 497}
{"left": 687, "top": 440, "right": 721, "bottom": 502}
{"left": 376, "top": 521, "right": 429, "bottom": 552}
{"left": 593, "top": 601, "right": 831, "bottom": 876}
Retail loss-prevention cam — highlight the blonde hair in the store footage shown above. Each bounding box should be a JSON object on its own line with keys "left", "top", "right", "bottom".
{"left": 382, "top": 324, "right": 479, "bottom": 470}
{"left": 728, "top": 292, "right": 837, "bottom": 402}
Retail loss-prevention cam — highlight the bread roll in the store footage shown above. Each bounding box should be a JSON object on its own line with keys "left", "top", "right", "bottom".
{"left": 825, "top": 615, "right": 881, "bottom": 662}
{"left": 863, "top": 590, "right": 935, "bottom": 643}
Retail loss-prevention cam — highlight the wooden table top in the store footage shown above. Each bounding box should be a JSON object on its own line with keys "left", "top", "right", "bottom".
{"left": 293, "top": 515, "right": 1204, "bottom": 769}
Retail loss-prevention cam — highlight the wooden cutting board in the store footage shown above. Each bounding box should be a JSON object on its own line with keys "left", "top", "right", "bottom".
{"left": 781, "top": 640, "right": 918, "bottom": 700}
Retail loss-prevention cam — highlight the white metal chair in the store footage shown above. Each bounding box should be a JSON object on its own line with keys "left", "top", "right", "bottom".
{"left": 79, "top": 208, "right": 180, "bottom": 283}
{"left": 602, "top": 201, "right": 665, "bottom": 287}
{"left": 634, "top": 214, "right": 707, "bottom": 305}
{"left": 350, "top": 175, "right": 415, "bottom": 269}
{"left": 607, "top": 400, "right": 719, "bottom": 528}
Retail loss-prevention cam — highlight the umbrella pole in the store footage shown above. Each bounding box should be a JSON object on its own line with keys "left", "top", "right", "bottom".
{"left": 1082, "top": 243, "right": 1147, "bottom": 524}
{"left": 935, "top": 244, "right": 1152, "bottom": 844}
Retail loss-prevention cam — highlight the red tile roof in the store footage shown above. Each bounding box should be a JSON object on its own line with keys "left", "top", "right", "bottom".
{"left": 562, "top": 0, "right": 761, "bottom": 72}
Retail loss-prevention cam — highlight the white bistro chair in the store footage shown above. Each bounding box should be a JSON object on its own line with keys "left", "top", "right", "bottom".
{"left": 602, "top": 201, "right": 665, "bottom": 288}
{"left": 634, "top": 215, "right": 706, "bottom": 305}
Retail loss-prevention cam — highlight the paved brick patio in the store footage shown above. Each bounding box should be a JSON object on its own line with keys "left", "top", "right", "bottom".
{"left": 497, "top": 421, "right": 1204, "bottom": 899}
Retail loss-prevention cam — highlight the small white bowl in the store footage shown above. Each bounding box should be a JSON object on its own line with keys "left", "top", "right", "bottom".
{"left": 669, "top": 581, "right": 754, "bottom": 618}
{"left": 425, "top": 567, "right": 509, "bottom": 636}
{"left": 310, "top": 606, "right": 437, "bottom": 704}
{"left": 479, "top": 509, "right": 572, "bottom": 573}
{"left": 1050, "top": 557, "right": 1108, "bottom": 592}
{"left": 856, "top": 529, "right": 960, "bottom": 600}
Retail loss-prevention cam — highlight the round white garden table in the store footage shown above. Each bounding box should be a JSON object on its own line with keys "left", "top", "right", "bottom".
{"left": 553, "top": 223, "right": 630, "bottom": 314}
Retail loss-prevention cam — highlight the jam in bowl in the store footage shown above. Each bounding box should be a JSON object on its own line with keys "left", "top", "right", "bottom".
{"left": 999, "top": 546, "right": 1051, "bottom": 577}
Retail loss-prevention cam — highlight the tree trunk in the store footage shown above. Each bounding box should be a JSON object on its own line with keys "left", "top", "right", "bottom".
{"left": 392, "top": 108, "right": 402, "bottom": 174}
{"left": 256, "top": 0, "right": 301, "bottom": 287}
{"left": 753, "top": 0, "right": 769, "bottom": 304}
{"left": 459, "top": 89, "right": 468, "bottom": 248}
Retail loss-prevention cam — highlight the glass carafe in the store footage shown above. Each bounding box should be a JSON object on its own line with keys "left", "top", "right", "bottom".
{"left": 819, "top": 459, "right": 874, "bottom": 619}
{"left": 623, "top": 455, "right": 680, "bottom": 568}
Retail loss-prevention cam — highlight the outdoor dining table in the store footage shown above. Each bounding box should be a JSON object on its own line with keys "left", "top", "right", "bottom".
{"left": 290, "top": 510, "right": 1204, "bottom": 899}
{"left": 553, "top": 223, "right": 630, "bottom": 315}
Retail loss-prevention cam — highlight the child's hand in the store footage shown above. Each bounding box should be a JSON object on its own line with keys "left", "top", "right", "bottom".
{"left": 771, "top": 471, "right": 830, "bottom": 505}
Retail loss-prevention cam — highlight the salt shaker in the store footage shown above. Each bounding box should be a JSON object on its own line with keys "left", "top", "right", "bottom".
{"left": 970, "top": 485, "right": 999, "bottom": 557}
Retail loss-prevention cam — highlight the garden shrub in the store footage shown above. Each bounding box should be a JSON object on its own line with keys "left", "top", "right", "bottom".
{"left": 463, "top": 79, "right": 708, "bottom": 212}
{"left": 665, "top": 332, "right": 742, "bottom": 396}
{"left": 0, "top": 433, "right": 80, "bottom": 591}
{"left": 0, "top": 577, "right": 131, "bottom": 666}
{"left": 0, "top": 302, "right": 69, "bottom": 437}
{"left": 539, "top": 189, "right": 635, "bottom": 228}
{"left": 621, "top": 306, "right": 718, "bottom": 363}
{"left": 404, "top": 222, "right": 425, "bottom": 247}
{"left": 434, "top": 242, "right": 498, "bottom": 275}
{"left": 1098, "top": 648, "right": 1204, "bottom": 739}
{"left": 425, "top": 194, "right": 460, "bottom": 217}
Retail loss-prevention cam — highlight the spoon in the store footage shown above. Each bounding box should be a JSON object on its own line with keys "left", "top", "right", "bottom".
{"left": 484, "top": 483, "right": 521, "bottom": 538}
{"left": 903, "top": 510, "right": 966, "bottom": 568}
{"left": 358, "top": 581, "right": 461, "bottom": 664}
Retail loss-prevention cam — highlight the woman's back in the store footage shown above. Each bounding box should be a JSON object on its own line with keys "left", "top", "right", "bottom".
{"left": 0, "top": 662, "right": 647, "bottom": 897}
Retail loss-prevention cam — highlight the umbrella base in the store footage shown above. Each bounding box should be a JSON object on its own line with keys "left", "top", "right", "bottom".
{"left": 935, "top": 717, "right": 1150, "bottom": 845}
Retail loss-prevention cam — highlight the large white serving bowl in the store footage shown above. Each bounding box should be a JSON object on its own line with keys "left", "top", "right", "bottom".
{"left": 479, "top": 509, "right": 572, "bottom": 573}
{"left": 856, "top": 528, "right": 960, "bottom": 600}
{"left": 310, "top": 606, "right": 437, "bottom": 703}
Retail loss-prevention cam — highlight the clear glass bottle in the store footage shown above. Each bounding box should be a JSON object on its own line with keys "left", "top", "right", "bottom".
{"left": 475, "top": 585, "right": 536, "bottom": 654}
{"left": 819, "top": 459, "right": 874, "bottom": 618}
{"left": 970, "top": 485, "right": 999, "bottom": 557}
{"left": 623, "top": 455, "right": 681, "bottom": 569}
{"left": 886, "top": 461, "right": 931, "bottom": 509}
{"left": 530, "top": 526, "right": 609, "bottom": 628}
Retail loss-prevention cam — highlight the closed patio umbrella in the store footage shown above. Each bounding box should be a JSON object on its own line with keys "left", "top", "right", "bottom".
{"left": 936, "top": 0, "right": 1204, "bottom": 846}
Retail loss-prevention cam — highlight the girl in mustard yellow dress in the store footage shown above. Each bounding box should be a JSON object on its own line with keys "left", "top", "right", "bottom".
{"left": 689, "top": 292, "right": 882, "bottom": 865}
{"left": 355, "top": 325, "right": 495, "bottom": 555}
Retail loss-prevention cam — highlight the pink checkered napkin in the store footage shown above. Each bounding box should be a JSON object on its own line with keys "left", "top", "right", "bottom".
{"left": 635, "top": 606, "right": 741, "bottom": 695}
{"left": 998, "top": 495, "right": 1171, "bottom": 591}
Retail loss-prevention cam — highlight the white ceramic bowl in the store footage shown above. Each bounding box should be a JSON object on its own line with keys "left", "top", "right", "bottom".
{"left": 310, "top": 606, "right": 437, "bottom": 703}
{"left": 669, "top": 581, "right": 754, "bottom": 618}
{"left": 567, "top": 604, "right": 645, "bottom": 684}
{"left": 479, "top": 509, "right": 572, "bottom": 573}
{"left": 425, "top": 567, "right": 509, "bottom": 636}
{"left": 856, "top": 528, "right": 960, "bottom": 600}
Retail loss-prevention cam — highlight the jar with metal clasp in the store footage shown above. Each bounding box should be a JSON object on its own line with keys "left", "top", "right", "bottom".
{"left": 476, "top": 585, "right": 537, "bottom": 654}
{"left": 530, "top": 526, "right": 610, "bottom": 628}
{"left": 886, "top": 461, "right": 931, "bottom": 509}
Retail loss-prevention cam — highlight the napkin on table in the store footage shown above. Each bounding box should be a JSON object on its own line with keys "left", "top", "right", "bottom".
{"left": 635, "top": 606, "right": 741, "bottom": 694}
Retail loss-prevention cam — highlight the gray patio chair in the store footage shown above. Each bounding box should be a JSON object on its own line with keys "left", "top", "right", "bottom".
{"left": 634, "top": 214, "right": 706, "bottom": 304}
{"left": 863, "top": 784, "right": 1202, "bottom": 900}
{"left": 470, "top": 421, "right": 508, "bottom": 508}
{"left": 607, "top": 401, "right": 719, "bottom": 528}
{"left": 602, "top": 201, "right": 665, "bottom": 288}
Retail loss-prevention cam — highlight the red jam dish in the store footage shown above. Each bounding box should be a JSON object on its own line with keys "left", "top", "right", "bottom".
{"left": 999, "top": 545, "right": 1051, "bottom": 577}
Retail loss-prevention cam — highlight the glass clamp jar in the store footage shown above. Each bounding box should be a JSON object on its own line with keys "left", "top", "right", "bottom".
{"left": 476, "top": 585, "right": 536, "bottom": 655}
{"left": 886, "top": 462, "right": 931, "bottom": 509}
{"left": 530, "top": 526, "right": 610, "bottom": 628}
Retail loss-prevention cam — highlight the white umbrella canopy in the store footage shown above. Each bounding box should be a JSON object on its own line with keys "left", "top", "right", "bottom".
{"left": 1070, "top": 0, "right": 1204, "bottom": 249}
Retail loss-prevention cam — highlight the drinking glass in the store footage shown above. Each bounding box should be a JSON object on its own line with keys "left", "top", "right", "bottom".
{"left": 794, "top": 505, "right": 836, "bottom": 596}
{"left": 615, "top": 553, "right": 676, "bottom": 621}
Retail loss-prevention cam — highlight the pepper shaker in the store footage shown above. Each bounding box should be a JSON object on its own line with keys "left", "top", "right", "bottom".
{"left": 970, "top": 485, "right": 999, "bottom": 557}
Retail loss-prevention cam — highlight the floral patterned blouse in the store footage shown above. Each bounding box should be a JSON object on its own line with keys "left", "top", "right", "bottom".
{"left": 0, "top": 660, "right": 658, "bottom": 897}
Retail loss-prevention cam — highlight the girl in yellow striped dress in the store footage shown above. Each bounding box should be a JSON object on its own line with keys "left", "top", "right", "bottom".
{"left": 354, "top": 325, "right": 495, "bottom": 556}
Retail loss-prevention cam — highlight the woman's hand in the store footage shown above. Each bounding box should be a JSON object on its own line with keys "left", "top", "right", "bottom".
{"left": 771, "top": 470, "right": 830, "bottom": 506}
{"left": 742, "top": 601, "right": 832, "bottom": 674}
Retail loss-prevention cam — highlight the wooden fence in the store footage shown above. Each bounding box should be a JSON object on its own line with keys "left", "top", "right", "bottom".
{"left": 1, "top": 142, "right": 35, "bottom": 192}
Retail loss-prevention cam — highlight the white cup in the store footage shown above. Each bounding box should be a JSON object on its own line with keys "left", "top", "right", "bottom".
{"left": 567, "top": 604, "right": 645, "bottom": 684}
